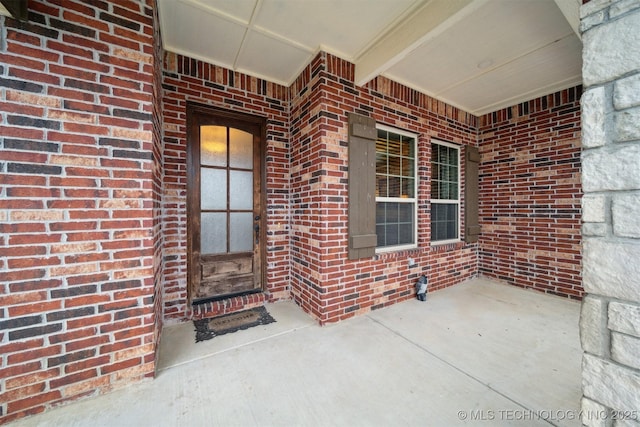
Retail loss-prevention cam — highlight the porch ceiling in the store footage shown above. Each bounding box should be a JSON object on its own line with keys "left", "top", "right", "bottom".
{"left": 157, "top": 0, "right": 583, "bottom": 116}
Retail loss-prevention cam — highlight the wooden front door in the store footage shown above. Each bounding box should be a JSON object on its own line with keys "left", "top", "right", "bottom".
{"left": 187, "top": 104, "right": 265, "bottom": 304}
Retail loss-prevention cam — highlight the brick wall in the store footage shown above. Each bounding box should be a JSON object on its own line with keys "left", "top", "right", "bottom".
{"left": 478, "top": 86, "right": 583, "bottom": 299}
{"left": 0, "top": 1, "right": 157, "bottom": 422}
{"left": 0, "top": 0, "right": 588, "bottom": 421}
{"left": 289, "top": 52, "right": 479, "bottom": 324}
{"left": 159, "top": 50, "right": 480, "bottom": 325}
{"left": 288, "top": 53, "right": 329, "bottom": 320}
{"left": 160, "top": 52, "right": 291, "bottom": 321}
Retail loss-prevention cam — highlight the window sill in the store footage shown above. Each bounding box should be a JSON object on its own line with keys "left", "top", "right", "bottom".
{"left": 430, "top": 238, "right": 460, "bottom": 246}
{"left": 376, "top": 244, "right": 418, "bottom": 255}
{"left": 374, "top": 245, "right": 421, "bottom": 260}
{"left": 430, "top": 240, "right": 464, "bottom": 253}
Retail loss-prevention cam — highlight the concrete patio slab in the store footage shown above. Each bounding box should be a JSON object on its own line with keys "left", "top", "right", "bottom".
{"left": 157, "top": 300, "right": 317, "bottom": 372}
{"left": 367, "top": 277, "right": 582, "bottom": 426}
{"left": 8, "top": 278, "right": 581, "bottom": 427}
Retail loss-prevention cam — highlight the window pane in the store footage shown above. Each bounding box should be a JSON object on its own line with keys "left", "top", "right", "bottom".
{"left": 447, "top": 217, "right": 457, "bottom": 239}
{"left": 201, "top": 168, "right": 226, "bottom": 210}
{"left": 377, "top": 176, "right": 388, "bottom": 197}
{"left": 229, "top": 128, "right": 253, "bottom": 169}
{"left": 230, "top": 212, "right": 253, "bottom": 252}
{"left": 442, "top": 145, "right": 452, "bottom": 164}
{"left": 376, "top": 201, "right": 415, "bottom": 248}
{"left": 385, "top": 224, "right": 399, "bottom": 246}
{"left": 431, "top": 164, "right": 439, "bottom": 198}
{"left": 401, "top": 136, "right": 414, "bottom": 157}
{"left": 201, "top": 212, "right": 226, "bottom": 254}
{"left": 448, "top": 165, "right": 458, "bottom": 183}
{"left": 376, "top": 203, "right": 386, "bottom": 221}
{"left": 201, "top": 126, "right": 227, "bottom": 167}
{"left": 443, "top": 164, "right": 451, "bottom": 182}
{"left": 388, "top": 176, "right": 400, "bottom": 197}
{"left": 376, "top": 153, "right": 387, "bottom": 175}
{"left": 399, "top": 223, "right": 413, "bottom": 243}
{"left": 401, "top": 156, "right": 413, "bottom": 177}
{"left": 229, "top": 170, "right": 253, "bottom": 210}
{"left": 387, "top": 133, "right": 401, "bottom": 156}
{"left": 439, "top": 181, "right": 448, "bottom": 200}
{"left": 376, "top": 224, "right": 385, "bottom": 247}
{"left": 401, "top": 178, "right": 414, "bottom": 198}
{"left": 388, "top": 155, "right": 401, "bottom": 176}
{"left": 398, "top": 203, "right": 413, "bottom": 222}
{"left": 386, "top": 202, "right": 399, "bottom": 222}
{"left": 432, "top": 203, "right": 458, "bottom": 241}
{"left": 377, "top": 130, "right": 388, "bottom": 147}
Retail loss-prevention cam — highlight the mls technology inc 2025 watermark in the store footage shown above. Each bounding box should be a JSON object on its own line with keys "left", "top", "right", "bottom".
{"left": 456, "top": 409, "right": 638, "bottom": 423}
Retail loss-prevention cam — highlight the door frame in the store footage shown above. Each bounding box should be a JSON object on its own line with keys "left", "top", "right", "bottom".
{"left": 185, "top": 102, "right": 267, "bottom": 304}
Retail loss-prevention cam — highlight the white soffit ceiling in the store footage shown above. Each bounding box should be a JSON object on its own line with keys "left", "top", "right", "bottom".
{"left": 157, "top": 0, "right": 582, "bottom": 116}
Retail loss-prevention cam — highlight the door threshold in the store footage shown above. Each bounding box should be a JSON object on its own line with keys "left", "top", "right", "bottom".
{"left": 192, "top": 289, "right": 263, "bottom": 306}
{"left": 191, "top": 290, "right": 267, "bottom": 321}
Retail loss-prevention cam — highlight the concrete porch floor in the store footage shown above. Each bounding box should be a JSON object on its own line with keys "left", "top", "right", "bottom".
{"left": 9, "top": 277, "right": 582, "bottom": 427}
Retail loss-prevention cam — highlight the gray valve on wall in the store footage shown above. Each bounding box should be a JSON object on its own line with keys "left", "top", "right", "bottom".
{"left": 416, "top": 275, "right": 428, "bottom": 301}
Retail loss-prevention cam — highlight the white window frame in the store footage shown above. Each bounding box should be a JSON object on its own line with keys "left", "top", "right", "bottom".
{"left": 430, "top": 139, "right": 461, "bottom": 245}
{"left": 375, "top": 124, "right": 418, "bottom": 253}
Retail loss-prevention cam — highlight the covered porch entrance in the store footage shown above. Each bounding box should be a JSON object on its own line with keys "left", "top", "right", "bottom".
{"left": 10, "top": 278, "right": 582, "bottom": 427}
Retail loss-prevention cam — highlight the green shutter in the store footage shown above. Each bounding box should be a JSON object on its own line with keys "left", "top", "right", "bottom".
{"left": 464, "top": 145, "right": 480, "bottom": 243}
{"left": 348, "top": 113, "right": 377, "bottom": 259}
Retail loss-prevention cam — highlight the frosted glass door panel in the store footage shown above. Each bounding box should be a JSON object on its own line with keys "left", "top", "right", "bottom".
{"left": 201, "top": 213, "right": 226, "bottom": 254}
{"left": 200, "top": 126, "right": 227, "bottom": 167}
{"left": 230, "top": 212, "right": 253, "bottom": 252}
{"left": 229, "top": 128, "right": 253, "bottom": 169}
{"left": 229, "top": 170, "right": 253, "bottom": 210}
{"left": 201, "top": 168, "right": 226, "bottom": 210}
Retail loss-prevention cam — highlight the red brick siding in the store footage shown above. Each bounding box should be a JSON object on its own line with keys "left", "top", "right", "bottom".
{"left": 478, "top": 87, "right": 583, "bottom": 299}
{"left": 0, "top": 1, "right": 156, "bottom": 422}
{"left": 289, "top": 52, "right": 479, "bottom": 324}
{"left": 0, "top": 1, "right": 584, "bottom": 421}
{"left": 161, "top": 52, "right": 291, "bottom": 321}
{"left": 160, "top": 50, "right": 480, "bottom": 325}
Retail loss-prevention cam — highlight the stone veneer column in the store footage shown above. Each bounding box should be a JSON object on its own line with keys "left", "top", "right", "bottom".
{"left": 580, "top": 0, "right": 640, "bottom": 425}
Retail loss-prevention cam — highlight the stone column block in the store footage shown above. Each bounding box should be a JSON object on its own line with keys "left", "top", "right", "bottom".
{"left": 583, "top": 354, "right": 640, "bottom": 413}
{"left": 581, "top": 397, "right": 610, "bottom": 427}
{"left": 581, "top": 295, "right": 610, "bottom": 357}
{"left": 614, "top": 73, "right": 640, "bottom": 110}
{"left": 611, "top": 332, "right": 640, "bottom": 370}
{"left": 583, "top": 223, "right": 608, "bottom": 237}
{"left": 582, "top": 87, "right": 607, "bottom": 148}
{"left": 581, "top": 10, "right": 607, "bottom": 33}
{"left": 583, "top": 193, "right": 607, "bottom": 223}
{"left": 608, "top": 301, "right": 640, "bottom": 337}
{"left": 614, "top": 108, "right": 640, "bottom": 142}
{"left": 581, "top": 0, "right": 613, "bottom": 19}
{"left": 582, "top": 145, "right": 640, "bottom": 191}
{"left": 610, "top": 0, "right": 640, "bottom": 18}
{"left": 583, "top": 11, "right": 640, "bottom": 86}
{"left": 583, "top": 238, "right": 640, "bottom": 300}
{"left": 612, "top": 193, "right": 640, "bottom": 237}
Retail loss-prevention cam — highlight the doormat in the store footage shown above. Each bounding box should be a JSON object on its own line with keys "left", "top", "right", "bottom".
{"left": 193, "top": 306, "right": 276, "bottom": 343}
